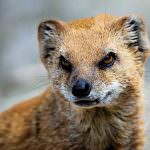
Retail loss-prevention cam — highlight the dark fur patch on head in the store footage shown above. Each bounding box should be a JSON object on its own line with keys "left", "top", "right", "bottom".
{"left": 124, "top": 16, "right": 149, "bottom": 52}
{"left": 38, "top": 20, "right": 66, "bottom": 63}
{"left": 44, "top": 24, "right": 54, "bottom": 31}
{"left": 43, "top": 46, "right": 56, "bottom": 59}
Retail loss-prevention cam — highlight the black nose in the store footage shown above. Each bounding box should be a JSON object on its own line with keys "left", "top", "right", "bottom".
{"left": 72, "top": 79, "right": 91, "bottom": 98}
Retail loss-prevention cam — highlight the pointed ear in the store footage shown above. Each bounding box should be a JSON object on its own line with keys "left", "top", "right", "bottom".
{"left": 112, "top": 15, "right": 150, "bottom": 61}
{"left": 38, "top": 20, "right": 67, "bottom": 62}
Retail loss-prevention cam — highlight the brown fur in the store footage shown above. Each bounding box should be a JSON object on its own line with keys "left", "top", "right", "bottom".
{"left": 0, "top": 14, "right": 149, "bottom": 150}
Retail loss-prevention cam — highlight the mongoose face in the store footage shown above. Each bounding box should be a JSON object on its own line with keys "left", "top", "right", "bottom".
{"left": 38, "top": 14, "right": 149, "bottom": 108}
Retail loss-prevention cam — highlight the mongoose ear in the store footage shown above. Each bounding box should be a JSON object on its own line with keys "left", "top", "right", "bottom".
{"left": 38, "top": 20, "right": 67, "bottom": 62}
{"left": 112, "top": 15, "right": 150, "bottom": 61}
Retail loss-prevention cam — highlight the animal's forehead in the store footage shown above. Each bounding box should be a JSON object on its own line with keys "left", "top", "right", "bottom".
{"left": 60, "top": 14, "right": 122, "bottom": 63}
{"left": 61, "top": 27, "right": 117, "bottom": 64}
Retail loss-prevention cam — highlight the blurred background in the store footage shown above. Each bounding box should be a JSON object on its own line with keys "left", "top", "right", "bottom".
{"left": 0, "top": 0, "right": 150, "bottom": 149}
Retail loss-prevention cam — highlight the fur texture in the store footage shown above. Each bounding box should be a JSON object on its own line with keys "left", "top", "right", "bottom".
{"left": 0, "top": 14, "right": 149, "bottom": 150}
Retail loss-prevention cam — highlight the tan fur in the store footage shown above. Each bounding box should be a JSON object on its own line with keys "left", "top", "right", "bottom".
{"left": 0, "top": 14, "right": 149, "bottom": 150}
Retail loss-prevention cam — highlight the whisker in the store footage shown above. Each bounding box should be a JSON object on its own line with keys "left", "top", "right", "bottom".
{"left": 30, "top": 82, "right": 49, "bottom": 91}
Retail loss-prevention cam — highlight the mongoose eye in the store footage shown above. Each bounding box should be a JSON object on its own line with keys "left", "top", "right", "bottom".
{"left": 98, "top": 52, "right": 117, "bottom": 69}
{"left": 59, "top": 56, "right": 72, "bottom": 72}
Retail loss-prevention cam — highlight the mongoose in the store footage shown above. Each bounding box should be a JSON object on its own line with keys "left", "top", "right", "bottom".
{"left": 0, "top": 14, "right": 149, "bottom": 150}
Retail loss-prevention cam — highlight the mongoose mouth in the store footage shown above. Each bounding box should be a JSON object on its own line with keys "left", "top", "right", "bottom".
{"left": 73, "top": 91, "right": 113, "bottom": 107}
{"left": 74, "top": 99, "right": 100, "bottom": 107}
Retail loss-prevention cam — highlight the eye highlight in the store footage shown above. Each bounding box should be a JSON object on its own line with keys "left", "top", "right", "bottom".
{"left": 59, "top": 56, "right": 72, "bottom": 72}
{"left": 98, "top": 52, "right": 117, "bottom": 69}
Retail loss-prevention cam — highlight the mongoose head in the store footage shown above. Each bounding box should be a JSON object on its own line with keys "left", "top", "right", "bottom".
{"left": 38, "top": 14, "right": 149, "bottom": 108}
